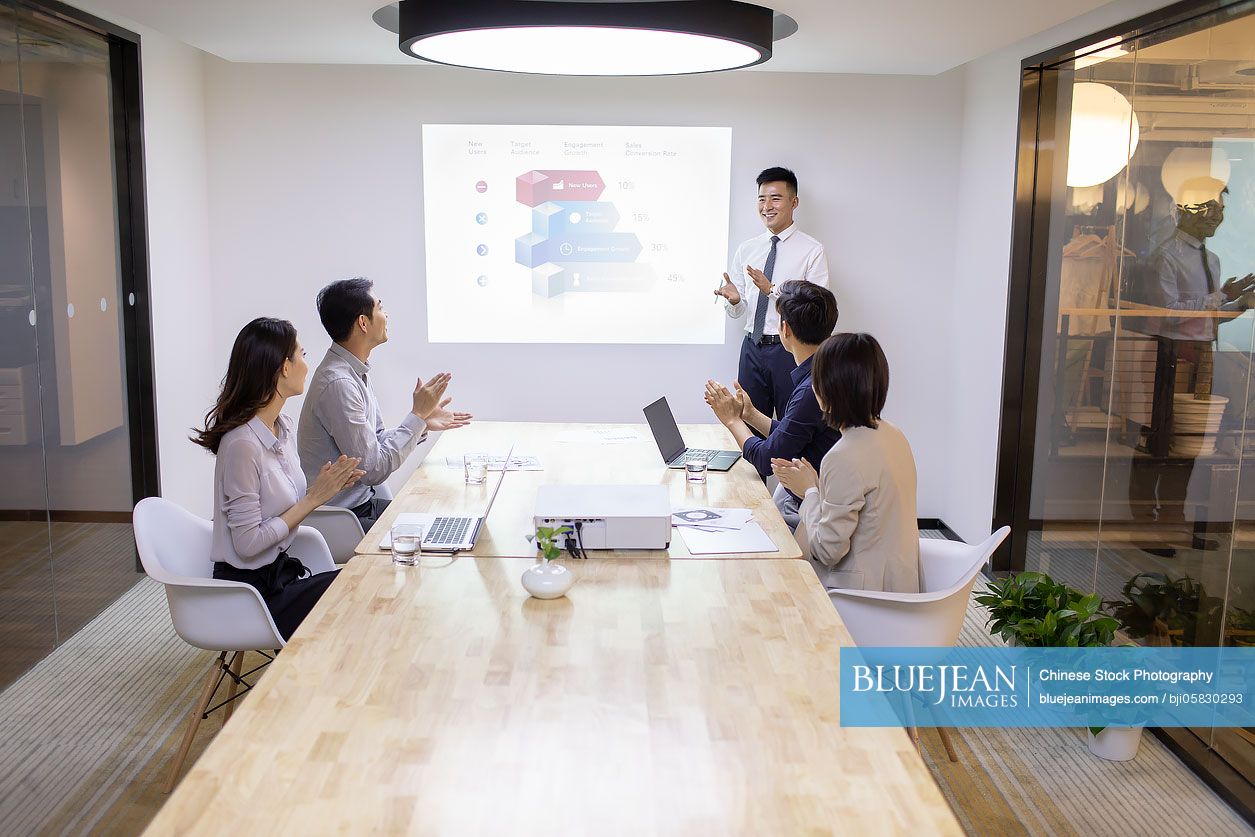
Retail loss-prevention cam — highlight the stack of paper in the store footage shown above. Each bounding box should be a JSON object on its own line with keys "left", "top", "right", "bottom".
{"left": 445, "top": 453, "right": 543, "bottom": 471}
{"left": 671, "top": 507, "right": 778, "bottom": 555}
{"left": 554, "top": 428, "right": 643, "bottom": 445}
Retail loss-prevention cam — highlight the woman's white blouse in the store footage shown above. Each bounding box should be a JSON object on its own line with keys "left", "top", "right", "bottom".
{"left": 211, "top": 415, "right": 307, "bottom": 569}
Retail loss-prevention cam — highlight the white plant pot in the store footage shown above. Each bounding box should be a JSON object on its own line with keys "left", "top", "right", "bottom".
{"left": 521, "top": 561, "right": 574, "bottom": 599}
{"left": 1087, "top": 726, "right": 1142, "bottom": 761}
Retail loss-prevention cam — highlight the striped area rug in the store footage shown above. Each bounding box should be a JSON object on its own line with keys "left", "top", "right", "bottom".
{"left": 0, "top": 558, "right": 1251, "bottom": 835}
{"left": 0, "top": 578, "right": 212, "bottom": 836}
{"left": 920, "top": 584, "right": 1252, "bottom": 836}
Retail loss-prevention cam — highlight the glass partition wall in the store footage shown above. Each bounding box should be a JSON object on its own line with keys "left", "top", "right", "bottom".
{"left": 997, "top": 0, "right": 1255, "bottom": 814}
{"left": 0, "top": 1, "right": 155, "bottom": 690}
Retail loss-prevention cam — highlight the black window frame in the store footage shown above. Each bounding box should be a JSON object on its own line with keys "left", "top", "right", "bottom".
{"left": 993, "top": 0, "right": 1249, "bottom": 573}
{"left": 992, "top": 0, "right": 1255, "bottom": 820}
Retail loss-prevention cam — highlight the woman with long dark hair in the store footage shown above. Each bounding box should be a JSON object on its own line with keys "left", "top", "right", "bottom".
{"left": 772, "top": 333, "right": 920, "bottom": 594}
{"left": 193, "top": 317, "right": 363, "bottom": 639}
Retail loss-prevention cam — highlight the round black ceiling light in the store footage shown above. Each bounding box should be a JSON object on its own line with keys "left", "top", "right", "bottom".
{"left": 391, "top": 0, "right": 778, "bottom": 76}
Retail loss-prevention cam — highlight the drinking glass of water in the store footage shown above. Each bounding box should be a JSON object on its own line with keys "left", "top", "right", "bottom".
{"left": 464, "top": 455, "right": 488, "bottom": 484}
{"left": 391, "top": 523, "right": 425, "bottom": 566}
{"left": 685, "top": 454, "right": 708, "bottom": 484}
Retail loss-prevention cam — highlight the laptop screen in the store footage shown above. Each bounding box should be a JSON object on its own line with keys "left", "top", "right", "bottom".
{"left": 478, "top": 442, "right": 514, "bottom": 518}
{"left": 643, "top": 397, "right": 686, "bottom": 463}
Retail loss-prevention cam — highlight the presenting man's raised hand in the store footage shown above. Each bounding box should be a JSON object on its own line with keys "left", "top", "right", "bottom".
{"left": 713, "top": 273, "right": 742, "bottom": 306}
{"left": 746, "top": 265, "right": 773, "bottom": 295}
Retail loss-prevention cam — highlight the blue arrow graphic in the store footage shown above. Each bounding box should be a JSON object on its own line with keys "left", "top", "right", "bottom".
{"left": 516, "top": 232, "right": 642, "bottom": 269}
{"left": 532, "top": 201, "right": 622, "bottom": 237}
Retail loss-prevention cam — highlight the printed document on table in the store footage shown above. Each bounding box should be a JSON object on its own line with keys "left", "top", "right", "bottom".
{"left": 676, "top": 521, "right": 778, "bottom": 555}
{"left": 671, "top": 507, "right": 753, "bottom": 529}
{"left": 554, "top": 427, "right": 643, "bottom": 445}
{"left": 445, "top": 453, "right": 543, "bottom": 471}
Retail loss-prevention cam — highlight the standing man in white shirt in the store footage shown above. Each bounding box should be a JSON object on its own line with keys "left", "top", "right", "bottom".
{"left": 298, "top": 277, "right": 472, "bottom": 529}
{"left": 714, "top": 167, "right": 830, "bottom": 419}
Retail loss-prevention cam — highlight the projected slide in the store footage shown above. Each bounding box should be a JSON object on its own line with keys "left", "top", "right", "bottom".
{"left": 422, "top": 124, "right": 731, "bottom": 344}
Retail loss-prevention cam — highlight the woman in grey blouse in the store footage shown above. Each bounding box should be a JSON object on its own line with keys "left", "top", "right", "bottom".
{"left": 192, "top": 318, "right": 364, "bottom": 639}
{"left": 772, "top": 333, "right": 920, "bottom": 594}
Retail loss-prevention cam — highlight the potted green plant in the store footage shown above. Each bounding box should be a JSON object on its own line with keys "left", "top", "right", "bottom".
{"left": 975, "top": 572, "right": 1118, "bottom": 647}
{"left": 1086, "top": 720, "right": 1143, "bottom": 761}
{"left": 1087, "top": 572, "right": 1227, "bottom": 760}
{"left": 1227, "top": 605, "right": 1255, "bottom": 647}
{"left": 522, "top": 525, "right": 575, "bottom": 599}
{"left": 1102, "top": 572, "right": 1223, "bottom": 648}
{"left": 976, "top": 572, "right": 1137, "bottom": 759}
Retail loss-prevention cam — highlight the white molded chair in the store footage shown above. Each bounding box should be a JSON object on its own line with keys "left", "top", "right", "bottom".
{"left": 305, "top": 506, "right": 365, "bottom": 564}
{"left": 133, "top": 496, "right": 335, "bottom": 792}
{"left": 304, "top": 482, "right": 394, "bottom": 564}
{"left": 827, "top": 526, "right": 1011, "bottom": 761}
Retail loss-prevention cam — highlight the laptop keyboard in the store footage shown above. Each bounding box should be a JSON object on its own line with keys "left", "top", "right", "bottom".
{"left": 685, "top": 448, "right": 723, "bottom": 460}
{"left": 425, "top": 516, "right": 473, "bottom": 545}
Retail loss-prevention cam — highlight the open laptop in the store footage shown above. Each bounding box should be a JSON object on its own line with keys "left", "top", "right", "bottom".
{"left": 643, "top": 397, "right": 741, "bottom": 471}
{"left": 380, "top": 445, "right": 513, "bottom": 553}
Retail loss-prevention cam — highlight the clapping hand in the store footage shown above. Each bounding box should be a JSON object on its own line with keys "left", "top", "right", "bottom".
{"left": 412, "top": 373, "right": 451, "bottom": 419}
{"left": 732, "top": 381, "right": 757, "bottom": 422}
{"left": 309, "top": 455, "right": 364, "bottom": 505}
{"left": 1222, "top": 273, "right": 1255, "bottom": 301}
{"left": 424, "top": 397, "right": 473, "bottom": 432}
{"left": 704, "top": 379, "right": 742, "bottom": 425}
{"left": 746, "top": 265, "right": 773, "bottom": 295}
{"left": 713, "top": 273, "right": 741, "bottom": 306}
{"left": 771, "top": 457, "right": 819, "bottom": 496}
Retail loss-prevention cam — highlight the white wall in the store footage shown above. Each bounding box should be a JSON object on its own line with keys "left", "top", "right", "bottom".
{"left": 945, "top": 0, "right": 1173, "bottom": 543}
{"left": 76, "top": 0, "right": 1183, "bottom": 532}
{"left": 139, "top": 33, "right": 216, "bottom": 516}
{"left": 200, "top": 61, "right": 965, "bottom": 514}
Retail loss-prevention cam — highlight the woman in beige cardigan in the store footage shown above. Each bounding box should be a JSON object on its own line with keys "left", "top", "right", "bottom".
{"left": 772, "top": 333, "right": 920, "bottom": 593}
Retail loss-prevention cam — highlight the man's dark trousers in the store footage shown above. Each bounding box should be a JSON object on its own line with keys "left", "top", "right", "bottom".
{"left": 738, "top": 334, "right": 798, "bottom": 420}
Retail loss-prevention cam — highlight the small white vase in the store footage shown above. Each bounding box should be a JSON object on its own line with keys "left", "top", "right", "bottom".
{"left": 521, "top": 561, "right": 574, "bottom": 599}
{"left": 1087, "top": 726, "right": 1142, "bottom": 761}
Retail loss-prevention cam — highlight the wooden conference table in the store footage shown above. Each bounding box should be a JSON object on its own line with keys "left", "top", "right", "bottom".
{"left": 354, "top": 421, "right": 801, "bottom": 560}
{"left": 147, "top": 423, "right": 961, "bottom": 835}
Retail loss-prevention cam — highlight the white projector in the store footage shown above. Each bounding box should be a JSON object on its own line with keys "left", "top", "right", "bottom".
{"left": 533, "top": 484, "right": 671, "bottom": 550}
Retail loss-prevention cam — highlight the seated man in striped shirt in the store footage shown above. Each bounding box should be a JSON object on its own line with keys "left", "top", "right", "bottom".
{"left": 298, "top": 277, "right": 472, "bottom": 530}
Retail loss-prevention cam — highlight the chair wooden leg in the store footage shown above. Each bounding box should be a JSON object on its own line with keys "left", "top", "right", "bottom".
{"left": 223, "top": 651, "right": 244, "bottom": 723}
{"left": 908, "top": 726, "right": 921, "bottom": 755}
{"left": 164, "top": 651, "right": 226, "bottom": 794}
{"left": 938, "top": 727, "right": 960, "bottom": 763}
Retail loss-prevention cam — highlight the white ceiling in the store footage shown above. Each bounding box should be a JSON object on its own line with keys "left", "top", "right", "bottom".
{"left": 72, "top": 0, "right": 1119, "bottom": 75}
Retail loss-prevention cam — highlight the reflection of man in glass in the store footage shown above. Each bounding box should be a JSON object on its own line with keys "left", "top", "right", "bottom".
{"left": 1136, "top": 179, "right": 1255, "bottom": 543}
{"left": 1148, "top": 181, "right": 1254, "bottom": 347}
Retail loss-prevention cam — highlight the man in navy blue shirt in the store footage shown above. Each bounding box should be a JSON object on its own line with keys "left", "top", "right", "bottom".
{"left": 705, "top": 280, "right": 840, "bottom": 529}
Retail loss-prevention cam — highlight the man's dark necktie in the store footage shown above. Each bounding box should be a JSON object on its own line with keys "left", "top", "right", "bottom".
{"left": 751, "top": 235, "right": 780, "bottom": 344}
{"left": 1201, "top": 243, "right": 1215, "bottom": 295}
